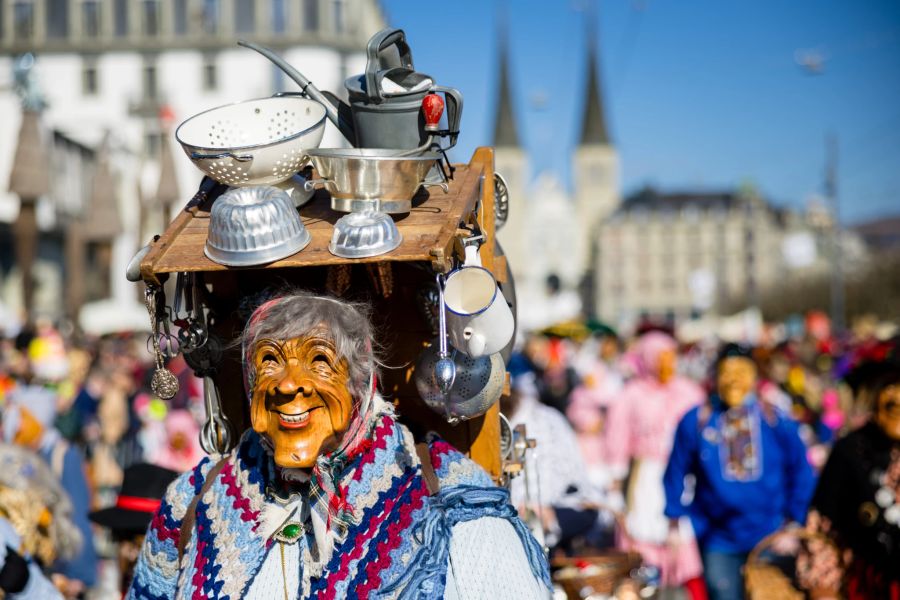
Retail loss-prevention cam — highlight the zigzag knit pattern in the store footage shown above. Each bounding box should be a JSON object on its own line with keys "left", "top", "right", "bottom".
{"left": 127, "top": 413, "right": 546, "bottom": 599}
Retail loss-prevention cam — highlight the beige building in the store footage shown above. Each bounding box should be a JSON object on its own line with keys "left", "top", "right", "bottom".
{"left": 594, "top": 187, "right": 788, "bottom": 326}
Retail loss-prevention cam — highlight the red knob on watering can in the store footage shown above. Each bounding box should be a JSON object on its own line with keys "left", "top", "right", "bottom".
{"left": 422, "top": 93, "right": 444, "bottom": 132}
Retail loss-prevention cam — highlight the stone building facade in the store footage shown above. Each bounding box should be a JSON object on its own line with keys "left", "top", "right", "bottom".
{"left": 594, "top": 187, "right": 791, "bottom": 325}
{"left": 0, "top": 0, "right": 385, "bottom": 327}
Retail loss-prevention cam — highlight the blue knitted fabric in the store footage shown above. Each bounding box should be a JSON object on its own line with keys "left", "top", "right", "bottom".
{"left": 127, "top": 414, "right": 549, "bottom": 599}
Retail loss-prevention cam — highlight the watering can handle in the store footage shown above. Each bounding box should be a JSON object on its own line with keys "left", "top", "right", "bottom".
{"left": 365, "top": 28, "right": 414, "bottom": 102}
{"left": 431, "top": 85, "right": 463, "bottom": 149}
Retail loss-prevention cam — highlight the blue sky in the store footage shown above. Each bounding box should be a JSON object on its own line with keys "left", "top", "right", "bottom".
{"left": 380, "top": 0, "right": 900, "bottom": 225}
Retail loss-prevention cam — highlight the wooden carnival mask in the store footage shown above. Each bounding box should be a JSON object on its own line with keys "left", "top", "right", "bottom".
{"left": 250, "top": 329, "right": 354, "bottom": 469}
{"left": 656, "top": 349, "right": 677, "bottom": 384}
{"left": 874, "top": 383, "right": 900, "bottom": 441}
{"left": 717, "top": 356, "right": 758, "bottom": 408}
{"left": 13, "top": 406, "right": 44, "bottom": 450}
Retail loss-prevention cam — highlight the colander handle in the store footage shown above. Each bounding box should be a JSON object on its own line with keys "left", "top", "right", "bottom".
{"left": 422, "top": 180, "right": 449, "bottom": 193}
{"left": 191, "top": 151, "right": 253, "bottom": 162}
{"left": 303, "top": 178, "right": 331, "bottom": 192}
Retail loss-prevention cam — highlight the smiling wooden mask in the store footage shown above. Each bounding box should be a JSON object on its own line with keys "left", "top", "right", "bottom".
{"left": 250, "top": 330, "right": 354, "bottom": 469}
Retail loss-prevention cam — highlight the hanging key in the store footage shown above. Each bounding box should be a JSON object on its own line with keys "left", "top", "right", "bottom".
{"left": 145, "top": 286, "right": 179, "bottom": 400}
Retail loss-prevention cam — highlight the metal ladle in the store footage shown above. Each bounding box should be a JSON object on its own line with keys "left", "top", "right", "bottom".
{"left": 434, "top": 273, "right": 456, "bottom": 421}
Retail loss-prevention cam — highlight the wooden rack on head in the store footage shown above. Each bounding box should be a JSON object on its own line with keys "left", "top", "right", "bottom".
{"left": 138, "top": 147, "right": 509, "bottom": 480}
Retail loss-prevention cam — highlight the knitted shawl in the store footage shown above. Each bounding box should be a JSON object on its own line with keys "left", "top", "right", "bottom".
{"left": 127, "top": 413, "right": 549, "bottom": 599}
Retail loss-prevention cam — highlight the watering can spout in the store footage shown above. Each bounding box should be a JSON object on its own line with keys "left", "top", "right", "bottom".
{"left": 237, "top": 39, "right": 357, "bottom": 145}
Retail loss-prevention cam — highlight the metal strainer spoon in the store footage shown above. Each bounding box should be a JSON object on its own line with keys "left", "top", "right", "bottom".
{"left": 434, "top": 273, "right": 456, "bottom": 421}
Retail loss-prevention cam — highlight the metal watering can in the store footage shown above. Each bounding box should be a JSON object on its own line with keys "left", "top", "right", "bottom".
{"left": 240, "top": 28, "right": 462, "bottom": 151}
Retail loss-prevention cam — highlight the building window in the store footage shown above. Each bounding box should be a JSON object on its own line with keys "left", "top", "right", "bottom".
{"left": 303, "top": 0, "right": 318, "bottom": 32}
{"left": 143, "top": 63, "right": 157, "bottom": 99}
{"left": 202, "top": 55, "right": 218, "bottom": 91}
{"left": 142, "top": 0, "right": 160, "bottom": 35}
{"left": 82, "top": 60, "right": 98, "bottom": 95}
{"left": 145, "top": 132, "right": 161, "bottom": 157}
{"left": 272, "top": 0, "right": 287, "bottom": 33}
{"left": 13, "top": 1, "right": 34, "bottom": 39}
{"left": 85, "top": 242, "right": 113, "bottom": 301}
{"left": 202, "top": 0, "right": 219, "bottom": 34}
{"left": 331, "top": 0, "right": 344, "bottom": 33}
{"left": 235, "top": 0, "right": 255, "bottom": 33}
{"left": 46, "top": 0, "right": 69, "bottom": 38}
{"left": 174, "top": 0, "right": 188, "bottom": 34}
{"left": 114, "top": 0, "right": 128, "bottom": 36}
{"left": 82, "top": 0, "right": 101, "bottom": 37}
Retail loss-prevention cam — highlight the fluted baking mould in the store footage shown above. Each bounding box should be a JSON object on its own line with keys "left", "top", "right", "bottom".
{"left": 328, "top": 210, "right": 402, "bottom": 258}
{"left": 205, "top": 186, "right": 310, "bottom": 266}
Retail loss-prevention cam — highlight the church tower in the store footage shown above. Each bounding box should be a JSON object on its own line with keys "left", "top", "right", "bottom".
{"left": 492, "top": 18, "right": 528, "bottom": 286}
{"left": 573, "top": 17, "right": 619, "bottom": 313}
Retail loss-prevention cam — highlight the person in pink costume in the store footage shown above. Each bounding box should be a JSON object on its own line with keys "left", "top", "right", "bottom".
{"left": 567, "top": 333, "right": 624, "bottom": 494}
{"left": 151, "top": 410, "right": 203, "bottom": 473}
{"left": 605, "top": 331, "right": 706, "bottom": 597}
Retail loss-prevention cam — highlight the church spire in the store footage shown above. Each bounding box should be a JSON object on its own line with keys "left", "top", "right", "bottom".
{"left": 492, "top": 11, "right": 519, "bottom": 148}
{"left": 579, "top": 14, "right": 610, "bottom": 146}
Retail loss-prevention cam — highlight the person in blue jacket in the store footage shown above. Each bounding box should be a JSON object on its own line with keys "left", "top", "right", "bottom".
{"left": 663, "top": 343, "right": 815, "bottom": 600}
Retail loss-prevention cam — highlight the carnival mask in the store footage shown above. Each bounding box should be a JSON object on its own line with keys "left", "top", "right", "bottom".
{"left": 656, "top": 349, "right": 677, "bottom": 384}
{"left": 718, "top": 356, "right": 757, "bottom": 408}
{"left": 13, "top": 406, "right": 43, "bottom": 450}
{"left": 250, "top": 331, "right": 354, "bottom": 469}
{"left": 874, "top": 383, "right": 900, "bottom": 441}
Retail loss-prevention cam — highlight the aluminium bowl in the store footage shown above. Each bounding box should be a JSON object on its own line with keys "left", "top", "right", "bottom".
{"left": 303, "top": 148, "right": 441, "bottom": 214}
{"left": 205, "top": 186, "right": 310, "bottom": 266}
{"left": 328, "top": 210, "right": 402, "bottom": 258}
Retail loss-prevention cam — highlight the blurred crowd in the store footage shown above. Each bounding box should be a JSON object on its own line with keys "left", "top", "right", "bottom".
{"left": 0, "top": 310, "right": 897, "bottom": 600}
{"left": 0, "top": 321, "right": 205, "bottom": 599}
{"left": 503, "top": 312, "right": 900, "bottom": 600}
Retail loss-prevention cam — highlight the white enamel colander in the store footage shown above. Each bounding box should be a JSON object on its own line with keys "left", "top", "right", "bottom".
{"left": 175, "top": 95, "right": 326, "bottom": 187}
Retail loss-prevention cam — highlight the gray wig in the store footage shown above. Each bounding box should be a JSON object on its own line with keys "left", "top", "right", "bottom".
{"left": 240, "top": 291, "right": 379, "bottom": 405}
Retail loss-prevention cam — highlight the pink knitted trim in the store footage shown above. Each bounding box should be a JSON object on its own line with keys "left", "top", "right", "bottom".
{"left": 149, "top": 511, "right": 180, "bottom": 544}
{"left": 190, "top": 539, "right": 209, "bottom": 600}
{"left": 351, "top": 417, "right": 394, "bottom": 483}
{"left": 428, "top": 439, "right": 455, "bottom": 470}
{"left": 355, "top": 484, "right": 428, "bottom": 598}
{"left": 221, "top": 461, "right": 259, "bottom": 523}
{"left": 322, "top": 476, "right": 418, "bottom": 598}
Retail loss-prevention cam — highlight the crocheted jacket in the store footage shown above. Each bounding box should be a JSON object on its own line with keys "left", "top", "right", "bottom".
{"left": 127, "top": 413, "right": 549, "bottom": 599}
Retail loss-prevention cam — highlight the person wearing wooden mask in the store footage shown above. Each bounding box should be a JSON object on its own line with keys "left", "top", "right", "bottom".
{"left": 604, "top": 331, "right": 706, "bottom": 597}
{"left": 128, "top": 291, "right": 550, "bottom": 599}
{"left": 2, "top": 387, "right": 98, "bottom": 598}
{"left": 0, "top": 443, "right": 83, "bottom": 600}
{"left": 664, "top": 343, "right": 815, "bottom": 600}
{"left": 806, "top": 368, "right": 900, "bottom": 599}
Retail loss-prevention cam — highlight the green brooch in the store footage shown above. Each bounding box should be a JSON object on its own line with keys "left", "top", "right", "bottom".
{"left": 273, "top": 521, "right": 305, "bottom": 544}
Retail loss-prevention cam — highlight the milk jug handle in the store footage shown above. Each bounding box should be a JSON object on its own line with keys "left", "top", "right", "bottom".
{"left": 463, "top": 244, "right": 482, "bottom": 267}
